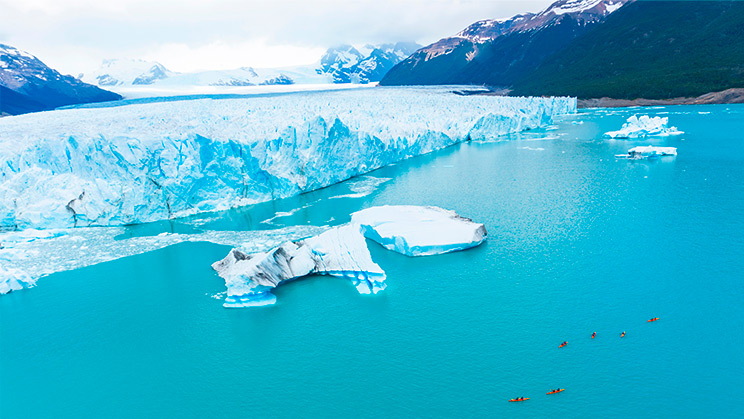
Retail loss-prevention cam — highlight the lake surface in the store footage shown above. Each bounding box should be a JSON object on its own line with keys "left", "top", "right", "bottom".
{"left": 2, "top": 105, "right": 743, "bottom": 418}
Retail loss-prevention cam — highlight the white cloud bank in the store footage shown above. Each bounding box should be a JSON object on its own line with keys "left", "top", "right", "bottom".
{"left": 0, "top": 0, "right": 553, "bottom": 74}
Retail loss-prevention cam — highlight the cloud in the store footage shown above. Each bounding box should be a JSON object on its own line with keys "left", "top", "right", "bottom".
{"left": 0, "top": 0, "right": 553, "bottom": 74}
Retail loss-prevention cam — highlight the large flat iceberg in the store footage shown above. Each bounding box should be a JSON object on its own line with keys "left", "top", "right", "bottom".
{"left": 604, "top": 115, "right": 683, "bottom": 139}
{"left": 352, "top": 205, "right": 487, "bottom": 256}
{"left": 0, "top": 87, "right": 575, "bottom": 229}
{"left": 212, "top": 205, "right": 486, "bottom": 308}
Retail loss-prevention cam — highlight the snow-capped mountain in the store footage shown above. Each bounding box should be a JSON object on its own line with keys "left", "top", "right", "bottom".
{"left": 0, "top": 44, "right": 121, "bottom": 115}
{"left": 82, "top": 59, "right": 173, "bottom": 86}
{"left": 318, "top": 42, "right": 421, "bottom": 83}
{"left": 81, "top": 42, "right": 421, "bottom": 95}
{"left": 380, "top": 0, "right": 629, "bottom": 86}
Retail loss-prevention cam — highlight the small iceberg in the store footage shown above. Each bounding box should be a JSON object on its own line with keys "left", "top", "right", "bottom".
{"left": 615, "top": 146, "right": 678, "bottom": 160}
{"left": 212, "top": 205, "right": 486, "bottom": 307}
{"left": 604, "top": 115, "right": 683, "bottom": 139}
{"left": 351, "top": 205, "right": 487, "bottom": 256}
{"left": 213, "top": 225, "right": 387, "bottom": 308}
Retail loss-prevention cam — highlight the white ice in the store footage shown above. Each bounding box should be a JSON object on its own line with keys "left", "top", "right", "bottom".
{"left": 213, "top": 224, "right": 385, "bottom": 308}
{"left": 604, "top": 115, "right": 683, "bottom": 139}
{"left": 351, "top": 205, "right": 487, "bottom": 256}
{"left": 0, "top": 87, "right": 575, "bottom": 230}
{"left": 213, "top": 205, "right": 486, "bottom": 307}
{"left": 0, "top": 224, "right": 327, "bottom": 294}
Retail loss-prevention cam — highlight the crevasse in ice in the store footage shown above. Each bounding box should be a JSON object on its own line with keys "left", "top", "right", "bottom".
{"left": 0, "top": 87, "right": 575, "bottom": 229}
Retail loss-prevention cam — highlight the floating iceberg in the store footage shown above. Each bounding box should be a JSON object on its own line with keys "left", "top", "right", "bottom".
{"left": 604, "top": 115, "right": 683, "bottom": 139}
{"left": 0, "top": 87, "right": 575, "bottom": 229}
{"left": 213, "top": 205, "right": 486, "bottom": 307}
{"left": 615, "top": 146, "right": 678, "bottom": 160}
{"left": 351, "top": 205, "right": 487, "bottom": 256}
{"left": 213, "top": 225, "right": 386, "bottom": 308}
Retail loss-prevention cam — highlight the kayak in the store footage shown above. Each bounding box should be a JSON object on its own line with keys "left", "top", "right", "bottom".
{"left": 647, "top": 317, "right": 660, "bottom": 322}
{"left": 559, "top": 342, "right": 567, "bottom": 348}
{"left": 546, "top": 389, "right": 565, "bottom": 395}
{"left": 591, "top": 332, "right": 596, "bottom": 339}
{"left": 509, "top": 398, "right": 529, "bottom": 402}
{"left": 620, "top": 332, "right": 626, "bottom": 338}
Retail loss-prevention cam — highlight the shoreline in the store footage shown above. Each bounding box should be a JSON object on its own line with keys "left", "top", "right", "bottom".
{"left": 577, "top": 88, "right": 744, "bottom": 108}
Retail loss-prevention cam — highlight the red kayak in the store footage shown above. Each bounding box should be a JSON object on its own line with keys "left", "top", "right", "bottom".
{"left": 509, "top": 398, "right": 529, "bottom": 402}
{"left": 559, "top": 341, "right": 567, "bottom": 348}
{"left": 647, "top": 317, "right": 660, "bottom": 322}
{"left": 591, "top": 332, "right": 596, "bottom": 339}
{"left": 546, "top": 389, "right": 565, "bottom": 395}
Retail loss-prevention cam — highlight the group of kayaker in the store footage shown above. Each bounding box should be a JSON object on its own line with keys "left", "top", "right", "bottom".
{"left": 510, "top": 317, "right": 659, "bottom": 402}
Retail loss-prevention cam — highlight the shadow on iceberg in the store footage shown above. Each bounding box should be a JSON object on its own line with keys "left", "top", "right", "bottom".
{"left": 212, "top": 205, "right": 487, "bottom": 308}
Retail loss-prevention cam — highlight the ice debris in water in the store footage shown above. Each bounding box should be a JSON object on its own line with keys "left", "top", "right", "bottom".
{"left": 0, "top": 224, "right": 328, "bottom": 294}
{"left": 604, "top": 115, "right": 683, "bottom": 139}
{"left": 212, "top": 205, "right": 486, "bottom": 308}
{"left": 0, "top": 87, "right": 575, "bottom": 230}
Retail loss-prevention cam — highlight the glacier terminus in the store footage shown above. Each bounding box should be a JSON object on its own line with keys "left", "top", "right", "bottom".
{"left": 0, "top": 87, "right": 575, "bottom": 230}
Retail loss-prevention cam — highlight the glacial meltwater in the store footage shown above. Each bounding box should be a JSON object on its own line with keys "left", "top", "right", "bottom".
{"left": 2, "top": 105, "right": 743, "bottom": 418}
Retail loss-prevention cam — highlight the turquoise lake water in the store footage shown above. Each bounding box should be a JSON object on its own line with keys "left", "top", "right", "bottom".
{"left": 2, "top": 105, "right": 743, "bottom": 418}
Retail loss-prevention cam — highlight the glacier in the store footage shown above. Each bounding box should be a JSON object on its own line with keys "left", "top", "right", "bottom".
{"left": 604, "top": 115, "right": 683, "bottom": 138}
{"left": 351, "top": 205, "right": 487, "bottom": 256}
{"left": 0, "top": 87, "right": 575, "bottom": 230}
{"left": 212, "top": 205, "right": 486, "bottom": 308}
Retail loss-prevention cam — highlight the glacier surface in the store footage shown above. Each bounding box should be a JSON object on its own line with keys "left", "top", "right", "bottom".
{"left": 604, "top": 115, "right": 683, "bottom": 139}
{"left": 212, "top": 205, "right": 486, "bottom": 308}
{"left": 351, "top": 205, "right": 487, "bottom": 256}
{"left": 0, "top": 87, "right": 575, "bottom": 230}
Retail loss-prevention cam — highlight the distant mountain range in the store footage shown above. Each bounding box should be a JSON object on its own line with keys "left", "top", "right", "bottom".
{"left": 81, "top": 43, "right": 421, "bottom": 92}
{"left": 0, "top": 44, "right": 121, "bottom": 116}
{"left": 381, "top": 0, "right": 628, "bottom": 87}
{"left": 383, "top": 0, "right": 744, "bottom": 101}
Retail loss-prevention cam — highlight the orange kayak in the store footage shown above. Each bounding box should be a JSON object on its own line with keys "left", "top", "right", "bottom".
{"left": 546, "top": 389, "right": 565, "bottom": 395}
{"left": 647, "top": 317, "right": 660, "bottom": 322}
{"left": 591, "top": 332, "right": 596, "bottom": 339}
{"left": 509, "top": 398, "right": 529, "bottom": 402}
{"left": 559, "top": 342, "right": 567, "bottom": 348}
{"left": 620, "top": 332, "right": 626, "bottom": 338}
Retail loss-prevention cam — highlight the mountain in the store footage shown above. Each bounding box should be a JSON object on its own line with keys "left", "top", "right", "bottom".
{"left": 318, "top": 42, "right": 421, "bottom": 83}
{"left": 380, "top": 0, "right": 628, "bottom": 86}
{"left": 82, "top": 59, "right": 173, "bottom": 86}
{"left": 510, "top": 1, "right": 744, "bottom": 99}
{"left": 0, "top": 44, "right": 121, "bottom": 116}
{"left": 81, "top": 42, "right": 421, "bottom": 94}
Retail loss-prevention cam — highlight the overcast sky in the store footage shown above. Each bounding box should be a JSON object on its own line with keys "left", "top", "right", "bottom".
{"left": 0, "top": 0, "right": 555, "bottom": 75}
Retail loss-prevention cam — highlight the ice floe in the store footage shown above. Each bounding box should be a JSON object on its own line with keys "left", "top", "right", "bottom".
{"left": 213, "top": 205, "right": 486, "bottom": 307}
{"left": 213, "top": 224, "right": 386, "bottom": 308}
{"left": 351, "top": 205, "right": 487, "bottom": 256}
{"left": 0, "top": 224, "right": 327, "bottom": 294}
{"left": 604, "top": 115, "right": 683, "bottom": 139}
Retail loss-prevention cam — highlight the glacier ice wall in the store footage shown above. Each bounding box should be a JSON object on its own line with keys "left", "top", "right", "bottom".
{"left": 0, "top": 87, "right": 575, "bottom": 229}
